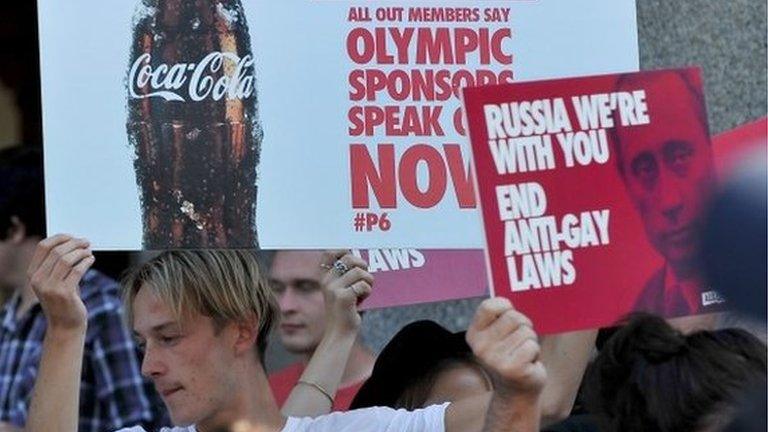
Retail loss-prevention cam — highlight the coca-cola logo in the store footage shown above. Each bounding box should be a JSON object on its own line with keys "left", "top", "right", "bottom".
{"left": 128, "top": 52, "right": 255, "bottom": 102}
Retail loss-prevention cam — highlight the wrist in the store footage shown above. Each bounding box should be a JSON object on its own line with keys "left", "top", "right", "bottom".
{"left": 323, "top": 316, "right": 361, "bottom": 339}
{"left": 46, "top": 321, "right": 88, "bottom": 339}
{"left": 321, "top": 325, "right": 359, "bottom": 344}
{"left": 491, "top": 388, "right": 542, "bottom": 430}
{"left": 493, "top": 379, "right": 543, "bottom": 403}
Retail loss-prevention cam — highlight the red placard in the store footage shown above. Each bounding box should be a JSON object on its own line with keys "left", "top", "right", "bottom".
{"left": 463, "top": 68, "right": 726, "bottom": 334}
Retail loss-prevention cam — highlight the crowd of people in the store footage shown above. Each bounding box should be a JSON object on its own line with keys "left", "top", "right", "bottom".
{"left": 0, "top": 138, "right": 765, "bottom": 432}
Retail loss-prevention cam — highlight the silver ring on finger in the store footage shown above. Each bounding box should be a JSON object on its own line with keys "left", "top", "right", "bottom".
{"left": 332, "top": 259, "right": 350, "bottom": 277}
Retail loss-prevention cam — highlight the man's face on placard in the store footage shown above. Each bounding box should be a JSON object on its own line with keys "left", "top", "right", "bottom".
{"left": 270, "top": 251, "right": 327, "bottom": 355}
{"left": 615, "top": 73, "right": 715, "bottom": 268}
{"left": 133, "top": 285, "right": 241, "bottom": 428}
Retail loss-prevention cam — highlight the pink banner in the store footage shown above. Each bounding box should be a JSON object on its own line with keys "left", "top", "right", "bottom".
{"left": 352, "top": 249, "right": 487, "bottom": 309}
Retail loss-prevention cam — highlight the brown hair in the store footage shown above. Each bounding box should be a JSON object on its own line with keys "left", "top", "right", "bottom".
{"left": 586, "top": 313, "right": 766, "bottom": 432}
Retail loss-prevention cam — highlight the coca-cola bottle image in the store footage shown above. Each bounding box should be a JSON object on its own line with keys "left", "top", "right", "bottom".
{"left": 127, "top": 0, "right": 262, "bottom": 248}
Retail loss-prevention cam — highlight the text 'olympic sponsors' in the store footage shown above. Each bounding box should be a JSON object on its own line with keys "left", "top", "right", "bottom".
{"left": 483, "top": 91, "right": 649, "bottom": 291}
{"left": 346, "top": 6, "right": 514, "bottom": 232}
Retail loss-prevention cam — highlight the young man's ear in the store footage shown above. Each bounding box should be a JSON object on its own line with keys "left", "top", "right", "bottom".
{"left": 5, "top": 216, "right": 27, "bottom": 244}
{"left": 233, "top": 315, "right": 260, "bottom": 356}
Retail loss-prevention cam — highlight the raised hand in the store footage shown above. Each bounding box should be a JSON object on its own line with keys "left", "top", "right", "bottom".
{"left": 317, "top": 250, "right": 374, "bottom": 335}
{"left": 466, "top": 298, "right": 546, "bottom": 398}
{"left": 27, "top": 234, "right": 94, "bottom": 332}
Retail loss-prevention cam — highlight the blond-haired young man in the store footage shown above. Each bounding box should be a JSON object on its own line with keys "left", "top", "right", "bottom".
{"left": 26, "top": 235, "right": 547, "bottom": 432}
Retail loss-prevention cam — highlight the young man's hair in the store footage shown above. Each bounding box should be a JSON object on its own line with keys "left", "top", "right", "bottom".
{"left": 122, "top": 250, "right": 278, "bottom": 364}
{"left": 0, "top": 146, "right": 46, "bottom": 240}
{"left": 585, "top": 313, "right": 767, "bottom": 432}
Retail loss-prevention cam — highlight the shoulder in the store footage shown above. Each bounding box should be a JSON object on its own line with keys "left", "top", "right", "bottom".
{"left": 284, "top": 403, "right": 448, "bottom": 432}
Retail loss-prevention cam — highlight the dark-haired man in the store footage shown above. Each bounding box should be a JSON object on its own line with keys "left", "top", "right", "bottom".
{"left": 0, "top": 147, "right": 167, "bottom": 431}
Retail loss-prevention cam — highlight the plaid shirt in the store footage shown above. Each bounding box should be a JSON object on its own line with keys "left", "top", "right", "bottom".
{"left": 0, "top": 270, "right": 168, "bottom": 432}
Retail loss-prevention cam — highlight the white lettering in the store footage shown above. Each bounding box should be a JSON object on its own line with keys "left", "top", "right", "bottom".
{"left": 128, "top": 52, "right": 256, "bottom": 102}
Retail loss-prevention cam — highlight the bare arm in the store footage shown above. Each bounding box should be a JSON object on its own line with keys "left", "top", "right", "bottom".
{"left": 24, "top": 235, "right": 94, "bottom": 432}
{"left": 445, "top": 298, "right": 547, "bottom": 432}
{"left": 444, "top": 392, "right": 490, "bottom": 432}
{"left": 27, "top": 327, "right": 87, "bottom": 432}
{"left": 280, "top": 251, "right": 373, "bottom": 417}
{"left": 538, "top": 329, "right": 597, "bottom": 425}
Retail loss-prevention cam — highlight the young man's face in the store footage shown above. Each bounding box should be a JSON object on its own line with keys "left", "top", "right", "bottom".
{"left": 132, "top": 285, "right": 240, "bottom": 428}
{"left": 616, "top": 74, "right": 715, "bottom": 268}
{"left": 269, "top": 251, "right": 327, "bottom": 355}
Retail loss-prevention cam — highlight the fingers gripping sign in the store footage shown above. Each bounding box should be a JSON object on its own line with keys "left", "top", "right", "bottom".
{"left": 27, "top": 234, "right": 95, "bottom": 332}
{"left": 467, "top": 298, "right": 547, "bottom": 398}
{"left": 318, "top": 250, "right": 374, "bottom": 334}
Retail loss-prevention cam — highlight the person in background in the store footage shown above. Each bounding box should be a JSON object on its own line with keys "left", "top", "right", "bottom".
{"left": 351, "top": 321, "right": 596, "bottom": 427}
{"left": 699, "top": 145, "right": 767, "bottom": 431}
{"left": 0, "top": 147, "right": 167, "bottom": 431}
{"left": 351, "top": 320, "right": 492, "bottom": 410}
{"left": 585, "top": 313, "right": 766, "bottom": 432}
{"left": 268, "top": 250, "right": 376, "bottom": 413}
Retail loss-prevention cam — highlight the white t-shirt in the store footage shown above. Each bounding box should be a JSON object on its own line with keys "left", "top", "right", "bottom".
{"left": 117, "top": 403, "right": 448, "bottom": 432}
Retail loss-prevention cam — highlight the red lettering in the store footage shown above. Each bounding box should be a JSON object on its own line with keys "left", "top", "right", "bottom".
{"left": 347, "top": 28, "right": 374, "bottom": 64}
{"left": 348, "top": 106, "right": 444, "bottom": 136}
{"left": 492, "top": 29, "right": 512, "bottom": 64}
{"left": 375, "top": 28, "right": 395, "bottom": 64}
{"left": 350, "top": 144, "right": 396, "bottom": 208}
{"left": 348, "top": 70, "right": 366, "bottom": 101}
{"left": 399, "top": 144, "right": 447, "bottom": 208}
{"left": 348, "top": 27, "right": 512, "bottom": 65}
{"left": 453, "top": 107, "right": 466, "bottom": 135}
{"left": 443, "top": 144, "right": 476, "bottom": 208}
{"left": 349, "top": 144, "right": 478, "bottom": 209}
{"left": 454, "top": 28, "right": 478, "bottom": 64}
{"left": 348, "top": 106, "right": 364, "bottom": 135}
{"left": 416, "top": 28, "right": 454, "bottom": 64}
{"left": 389, "top": 28, "right": 415, "bottom": 63}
